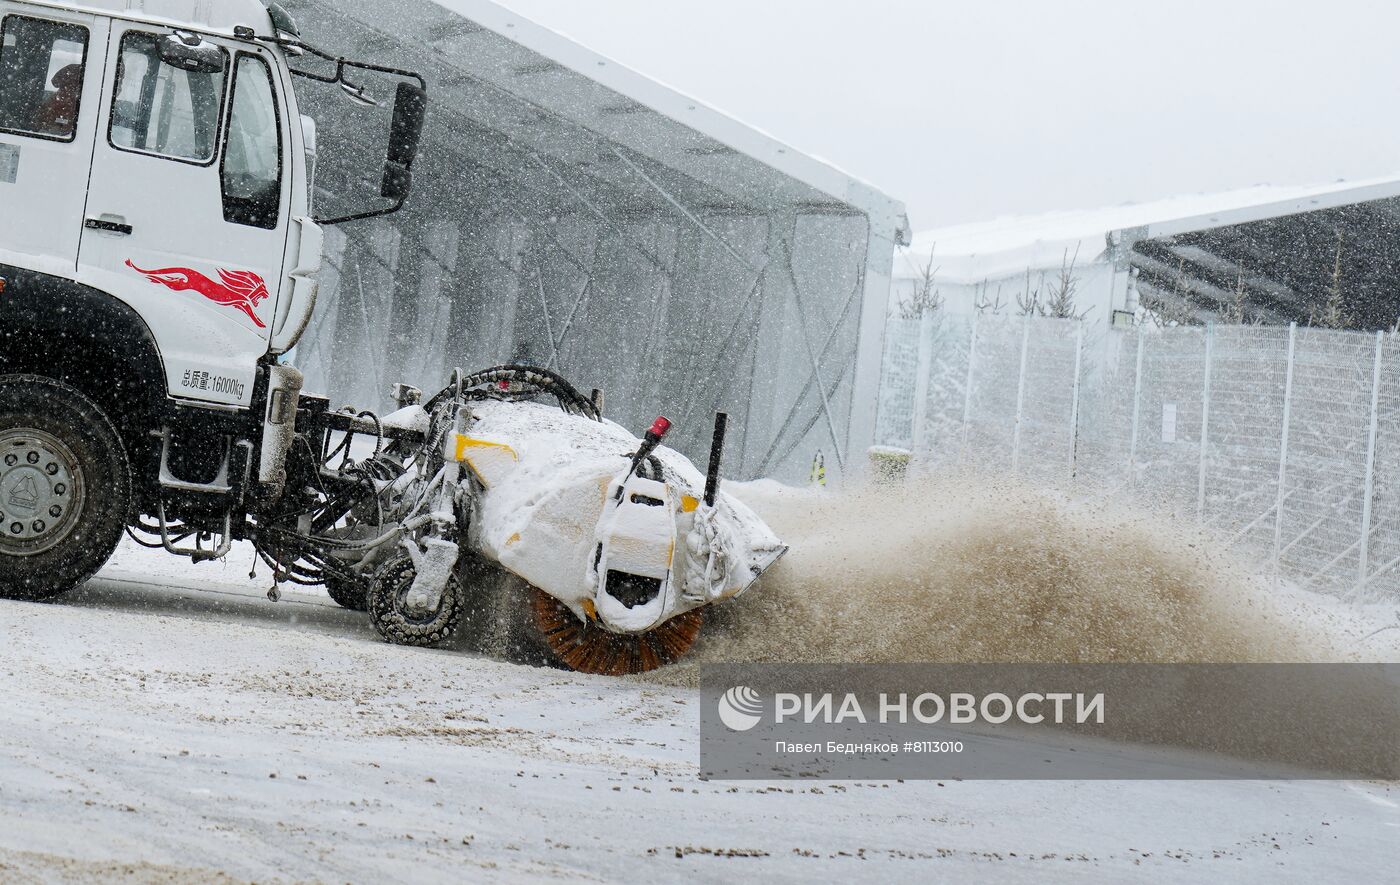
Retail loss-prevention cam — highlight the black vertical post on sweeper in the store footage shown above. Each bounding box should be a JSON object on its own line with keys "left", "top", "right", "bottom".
{"left": 704, "top": 412, "right": 728, "bottom": 507}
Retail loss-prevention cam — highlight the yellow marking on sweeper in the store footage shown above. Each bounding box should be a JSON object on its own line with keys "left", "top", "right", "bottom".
{"left": 451, "top": 435, "right": 518, "bottom": 487}
{"left": 452, "top": 435, "right": 517, "bottom": 463}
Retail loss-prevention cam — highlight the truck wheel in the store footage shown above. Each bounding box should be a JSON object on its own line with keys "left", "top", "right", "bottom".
{"left": 368, "top": 554, "right": 464, "bottom": 647}
{"left": 0, "top": 375, "right": 130, "bottom": 601}
{"left": 324, "top": 571, "right": 368, "bottom": 611}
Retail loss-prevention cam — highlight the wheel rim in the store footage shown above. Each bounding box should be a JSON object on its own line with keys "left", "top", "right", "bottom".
{"left": 0, "top": 428, "right": 84, "bottom": 557}
{"left": 383, "top": 564, "right": 452, "bottom": 625}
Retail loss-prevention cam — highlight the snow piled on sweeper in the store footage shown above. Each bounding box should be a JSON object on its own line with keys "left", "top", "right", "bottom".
{"left": 450, "top": 400, "right": 784, "bottom": 635}
{"left": 271, "top": 365, "right": 785, "bottom": 676}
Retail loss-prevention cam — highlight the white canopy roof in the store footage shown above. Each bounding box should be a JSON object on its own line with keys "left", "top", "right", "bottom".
{"left": 289, "top": 0, "right": 906, "bottom": 238}
{"left": 900, "top": 174, "right": 1400, "bottom": 283}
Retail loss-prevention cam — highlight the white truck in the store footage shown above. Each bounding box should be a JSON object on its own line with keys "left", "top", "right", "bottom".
{"left": 0, "top": 0, "right": 428, "bottom": 595}
{"left": 0, "top": 0, "right": 785, "bottom": 675}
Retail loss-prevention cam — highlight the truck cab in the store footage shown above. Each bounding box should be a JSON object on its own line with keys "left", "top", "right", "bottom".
{"left": 0, "top": 0, "right": 425, "bottom": 598}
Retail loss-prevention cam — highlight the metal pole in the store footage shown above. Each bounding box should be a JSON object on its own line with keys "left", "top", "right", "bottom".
{"left": 1272, "top": 322, "right": 1297, "bottom": 587}
{"left": 751, "top": 277, "right": 864, "bottom": 476}
{"left": 533, "top": 260, "right": 558, "bottom": 367}
{"left": 1012, "top": 311, "right": 1032, "bottom": 472}
{"left": 1069, "top": 320, "right": 1084, "bottom": 477}
{"left": 910, "top": 310, "right": 935, "bottom": 457}
{"left": 1127, "top": 331, "right": 1145, "bottom": 487}
{"left": 1358, "top": 331, "right": 1384, "bottom": 591}
{"left": 960, "top": 311, "right": 980, "bottom": 462}
{"left": 776, "top": 237, "right": 847, "bottom": 471}
{"left": 1197, "top": 322, "right": 1214, "bottom": 520}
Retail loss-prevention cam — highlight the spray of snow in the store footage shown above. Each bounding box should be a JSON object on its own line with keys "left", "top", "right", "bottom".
{"left": 678, "top": 472, "right": 1352, "bottom": 672}
{"left": 651, "top": 474, "right": 1400, "bottom": 773}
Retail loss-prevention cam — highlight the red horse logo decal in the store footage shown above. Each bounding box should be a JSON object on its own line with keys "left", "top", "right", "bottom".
{"left": 125, "top": 260, "right": 269, "bottom": 328}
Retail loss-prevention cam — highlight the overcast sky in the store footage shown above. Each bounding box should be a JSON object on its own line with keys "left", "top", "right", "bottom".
{"left": 493, "top": 0, "right": 1400, "bottom": 233}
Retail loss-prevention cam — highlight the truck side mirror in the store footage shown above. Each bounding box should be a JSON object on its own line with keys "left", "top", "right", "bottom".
{"left": 159, "top": 31, "right": 225, "bottom": 74}
{"left": 380, "top": 82, "right": 427, "bottom": 202}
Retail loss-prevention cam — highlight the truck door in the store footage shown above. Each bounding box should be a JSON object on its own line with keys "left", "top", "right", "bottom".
{"left": 0, "top": 6, "right": 107, "bottom": 274}
{"left": 77, "top": 25, "right": 290, "bottom": 409}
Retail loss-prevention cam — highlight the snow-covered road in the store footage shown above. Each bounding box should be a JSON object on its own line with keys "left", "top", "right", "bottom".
{"left": 1, "top": 539, "right": 1396, "bottom": 883}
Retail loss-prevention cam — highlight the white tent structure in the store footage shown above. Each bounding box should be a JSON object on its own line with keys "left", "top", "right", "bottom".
{"left": 282, "top": 0, "right": 909, "bottom": 483}
{"left": 894, "top": 175, "right": 1400, "bottom": 330}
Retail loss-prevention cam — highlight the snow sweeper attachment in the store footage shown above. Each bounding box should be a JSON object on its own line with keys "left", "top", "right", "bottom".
{"left": 255, "top": 366, "right": 786, "bottom": 675}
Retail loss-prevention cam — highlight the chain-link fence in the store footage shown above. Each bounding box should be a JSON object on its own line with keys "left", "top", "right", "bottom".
{"left": 876, "top": 313, "right": 1400, "bottom": 603}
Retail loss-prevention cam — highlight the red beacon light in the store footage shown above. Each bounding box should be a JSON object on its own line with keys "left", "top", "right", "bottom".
{"left": 617, "top": 416, "right": 673, "bottom": 500}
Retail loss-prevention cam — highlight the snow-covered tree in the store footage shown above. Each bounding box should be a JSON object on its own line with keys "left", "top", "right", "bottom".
{"left": 897, "top": 250, "right": 943, "bottom": 320}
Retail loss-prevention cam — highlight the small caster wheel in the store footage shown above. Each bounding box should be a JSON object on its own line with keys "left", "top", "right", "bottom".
{"left": 368, "top": 554, "right": 465, "bottom": 648}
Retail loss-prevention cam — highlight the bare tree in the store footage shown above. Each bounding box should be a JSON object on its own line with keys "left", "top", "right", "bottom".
{"left": 1220, "top": 264, "right": 1250, "bottom": 325}
{"left": 897, "top": 250, "right": 944, "bottom": 320}
{"left": 1016, "top": 268, "right": 1041, "bottom": 316}
{"left": 1042, "top": 246, "right": 1088, "bottom": 320}
{"left": 974, "top": 281, "right": 1006, "bottom": 315}
{"left": 1143, "top": 256, "right": 1199, "bottom": 327}
{"left": 1005, "top": 248, "right": 1089, "bottom": 320}
{"left": 1310, "top": 233, "right": 1353, "bottom": 330}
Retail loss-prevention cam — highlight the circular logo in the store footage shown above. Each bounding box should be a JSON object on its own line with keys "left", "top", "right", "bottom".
{"left": 717, "top": 685, "right": 764, "bottom": 732}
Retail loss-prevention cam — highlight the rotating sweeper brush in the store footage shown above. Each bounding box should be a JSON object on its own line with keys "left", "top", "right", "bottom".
{"left": 252, "top": 366, "right": 786, "bottom": 675}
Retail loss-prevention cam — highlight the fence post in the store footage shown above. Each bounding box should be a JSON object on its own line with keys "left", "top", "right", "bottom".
{"left": 1069, "top": 319, "right": 1084, "bottom": 477}
{"left": 1012, "top": 311, "right": 1032, "bottom": 472}
{"left": 909, "top": 311, "right": 935, "bottom": 456}
{"left": 959, "top": 311, "right": 979, "bottom": 462}
{"left": 1358, "top": 331, "right": 1384, "bottom": 591}
{"left": 1272, "top": 322, "right": 1297, "bottom": 587}
{"left": 1197, "top": 322, "right": 1214, "bottom": 521}
{"left": 1127, "top": 331, "right": 1145, "bottom": 487}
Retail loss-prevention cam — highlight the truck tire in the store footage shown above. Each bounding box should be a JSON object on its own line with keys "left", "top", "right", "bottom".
{"left": 368, "top": 554, "right": 464, "bottom": 648}
{"left": 0, "top": 375, "right": 131, "bottom": 600}
{"left": 324, "top": 571, "right": 368, "bottom": 611}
